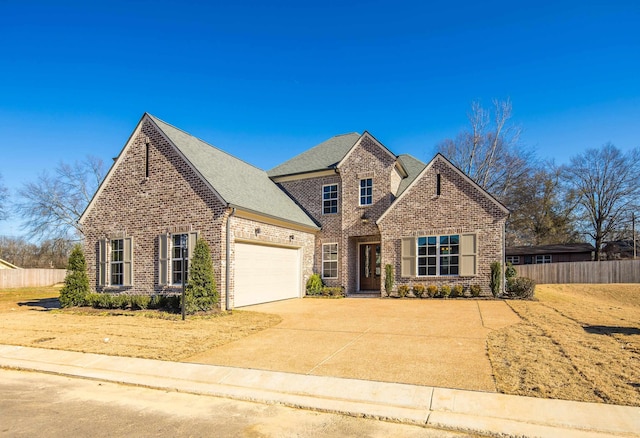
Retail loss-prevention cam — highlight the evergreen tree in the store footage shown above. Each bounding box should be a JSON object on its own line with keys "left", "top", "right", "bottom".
{"left": 59, "top": 244, "right": 90, "bottom": 307}
{"left": 184, "top": 238, "right": 218, "bottom": 313}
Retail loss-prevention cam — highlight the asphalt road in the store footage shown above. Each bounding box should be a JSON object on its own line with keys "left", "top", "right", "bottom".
{"left": 0, "top": 369, "right": 475, "bottom": 438}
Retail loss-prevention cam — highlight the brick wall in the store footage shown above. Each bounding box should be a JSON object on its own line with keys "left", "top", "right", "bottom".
{"left": 278, "top": 174, "right": 342, "bottom": 287}
{"left": 82, "top": 117, "right": 318, "bottom": 308}
{"left": 279, "top": 135, "right": 396, "bottom": 292}
{"left": 378, "top": 156, "right": 507, "bottom": 295}
{"left": 338, "top": 136, "right": 396, "bottom": 292}
{"left": 82, "top": 118, "right": 228, "bottom": 301}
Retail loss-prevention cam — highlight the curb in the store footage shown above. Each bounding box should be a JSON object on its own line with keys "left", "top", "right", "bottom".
{"left": 1, "top": 345, "right": 638, "bottom": 438}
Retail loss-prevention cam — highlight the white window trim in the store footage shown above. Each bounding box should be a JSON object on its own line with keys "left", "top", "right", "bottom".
{"left": 359, "top": 178, "right": 373, "bottom": 206}
{"left": 322, "top": 243, "right": 338, "bottom": 279}
{"left": 506, "top": 256, "right": 520, "bottom": 264}
{"left": 322, "top": 183, "right": 339, "bottom": 214}
{"left": 416, "top": 234, "right": 460, "bottom": 277}
{"left": 535, "top": 254, "right": 552, "bottom": 264}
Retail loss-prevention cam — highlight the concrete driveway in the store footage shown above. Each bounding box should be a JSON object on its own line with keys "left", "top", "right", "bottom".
{"left": 186, "top": 298, "right": 521, "bottom": 392}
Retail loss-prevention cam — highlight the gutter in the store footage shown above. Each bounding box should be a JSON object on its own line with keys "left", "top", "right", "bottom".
{"left": 227, "top": 204, "right": 320, "bottom": 232}
{"left": 225, "top": 207, "right": 235, "bottom": 311}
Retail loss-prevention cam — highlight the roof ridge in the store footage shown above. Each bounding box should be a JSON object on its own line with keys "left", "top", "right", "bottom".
{"left": 267, "top": 132, "right": 361, "bottom": 176}
{"left": 147, "top": 113, "right": 267, "bottom": 173}
{"left": 332, "top": 132, "right": 360, "bottom": 137}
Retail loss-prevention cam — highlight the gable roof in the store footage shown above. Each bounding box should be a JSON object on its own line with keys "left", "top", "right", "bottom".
{"left": 80, "top": 114, "right": 319, "bottom": 230}
{"left": 395, "top": 154, "right": 426, "bottom": 196}
{"left": 267, "top": 133, "right": 360, "bottom": 177}
{"left": 506, "top": 243, "right": 594, "bottom": 256}
{"left": 377, "top": 153, "right": 510, "bottom": 224}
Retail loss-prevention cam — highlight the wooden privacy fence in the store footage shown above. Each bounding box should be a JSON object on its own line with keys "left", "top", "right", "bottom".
{"left": 0, "top": 269, "right": 66, "bottom": 289}
{"left": 514, "top": 260, "right": 640, "bottom": 284}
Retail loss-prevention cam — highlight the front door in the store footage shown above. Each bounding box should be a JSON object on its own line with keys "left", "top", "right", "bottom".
{"left": 359, "top": 243, "right": 381, "bottom": 290}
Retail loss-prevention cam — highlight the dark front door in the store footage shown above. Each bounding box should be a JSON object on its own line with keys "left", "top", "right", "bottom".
{"left": 359, "top": 243, "right": 381, "bottom": 290}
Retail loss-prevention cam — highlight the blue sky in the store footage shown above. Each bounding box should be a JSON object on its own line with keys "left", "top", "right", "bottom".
{"left": 1, "top": 0, "right": 639, "bottom": 236}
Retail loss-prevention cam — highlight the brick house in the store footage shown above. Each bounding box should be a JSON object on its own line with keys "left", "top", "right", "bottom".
{"left": 505, "top": 243, "right": 595, "bottom": 265}
{"left": 79, "top": 113, "right": 509, "bottom": 309}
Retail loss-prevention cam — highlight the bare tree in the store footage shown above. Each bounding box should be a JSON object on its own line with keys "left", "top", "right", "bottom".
{"left": 0, "top": 174, "right": 8, "bottom": 221}
{"left": 505, "top": 166, "right": 579, "bottom": 246}
{"left": 15, "top": 156, "right": 105, "bottom": 240}
{"left": 438, "top": 99, "right": 533, "bottom": 200}
{"left": 0, "top": 235, "right": 73, "bottom": 268}
{"left": 562, "top": 143, "right": 640, "bottom": 260}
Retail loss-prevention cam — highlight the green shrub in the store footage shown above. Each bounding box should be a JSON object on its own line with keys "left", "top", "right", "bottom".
{"left": 164, "top": 295, "right": 181, "bottom": 312}
{"left": 384, "top": 264, "right": 394, "bottom": 297}
{"left": 412, "top": 284, "right": 425, "bottom": 298}
{"left": 185, "top": 238, "right": 219, "bottom": 313}
{"left": 505, "top": 262, "right": 517, "bottom": 291}
{"left": 59, "top": 244, "right": 90, "bottom": 308}
{"left": 306, "top": 273, "right": 324, "bottom": 296}
{"left": 322, "top": 286, "right": 345, "bottom": 297}
{"left": 85, "top": 293, "right": 101, "bottom": 308}
{"left": 115, "top": 294, "right": 130, "bottom": 309}
{"left": 470, "top": 284, "right": 482, "bottom": 297}
{"left": 150, "top": 294, "right": 165, "bottom": 309}
{"left": 426, "top": 285, "right": 438, "bottom": 298}
{"left": 130, "top": 295, "right": 151, "bottom": 310}
{"left": 489, "top": 261, "right": 502, "bottom": 297}
{"left": 97, "top": 293, "right": 113, "bottom": 308}
{"left": 440, "top": 285, "right": 451, "bottom": 298}
{"left": 397, "top": 285, "right": 410, "bottom": 298}
{"left": 507, "top": 277, "right": 536, "bottom": 299}
{"left": 505, "top": 262, "right": 517, "bottom": 281}
{"left": 451, "top": 284, "right": 464, "bottom": 298}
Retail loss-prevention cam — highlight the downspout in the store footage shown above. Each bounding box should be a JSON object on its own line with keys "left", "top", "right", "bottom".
{"left": 225, "top": 207, "right": 235, "bottom": 311}
{"left": 502, "top": 218, "right": 507, "bottom": 297}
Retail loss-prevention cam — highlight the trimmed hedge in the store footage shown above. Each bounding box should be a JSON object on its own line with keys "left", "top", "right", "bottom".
{"left": 84, "top": 293, "right": 176, "bottom": 311}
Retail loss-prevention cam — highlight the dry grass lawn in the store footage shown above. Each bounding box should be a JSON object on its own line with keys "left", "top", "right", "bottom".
{"left": 1, "top": 284, "right": 639, "bottom": 407}
{"left": 0, "top": 286, "right": 281, "bottom": 361}
{"left": 487, "top": 284, "right": 640, "bottom": 407}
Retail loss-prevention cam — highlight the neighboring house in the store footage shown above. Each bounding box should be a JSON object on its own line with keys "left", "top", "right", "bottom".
{"left": 505, "top": 243, "right": 594, "bottom": 265}
{"left": 602, "top": 240, "right": 640, "bottom": 260}
{"left": 79, "top": 113, "right": 509, "bottom": 309}
{"left": 0, "top": 258, "right": 19, "bottom": 269}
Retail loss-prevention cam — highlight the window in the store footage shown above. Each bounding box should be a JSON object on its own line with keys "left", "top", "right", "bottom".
{"left": 323, "top": 184, "right": 338, "bottom": 214}
{"left": 98, "top": 237, "right": 133, "bottom": 287}
{"left": 110, "top": 239, "right": 124, "bottom": 286}
{"left": 322, "top": 243, "right": 338, "bottom": 279}
{"left": 506, "top": 256, "right": 520, "bottom": 265}
{"left": 417, "top": 235, "right": 459, "bottom": 276}
{"left": 172, "top": 233, "right": 189, "bottom": 285}
{"left": 359, "top": 178, "right": 372, "bottom": 206}
{"left": 401, "top": 234, "right": 475, "bottom": 278}
{"left": 535, "top": 255, "right": 552, "bottom": 264}
{"left": 159, "top": 231, "right": 198, "bottom": 286}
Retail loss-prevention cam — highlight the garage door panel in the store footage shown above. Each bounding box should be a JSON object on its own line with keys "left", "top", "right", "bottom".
{"left": 234, "top": 243, "right": 300, "bottom": 307}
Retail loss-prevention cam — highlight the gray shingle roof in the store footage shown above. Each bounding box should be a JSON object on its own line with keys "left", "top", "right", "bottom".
{"left": 396, "top": 154, "right": 426, "bottom": 196}
{"left": 267, "top": 133, "right": 361, "bottom": 177}
{"left": 148, "top": 114, "right": 319, "bottom": 229}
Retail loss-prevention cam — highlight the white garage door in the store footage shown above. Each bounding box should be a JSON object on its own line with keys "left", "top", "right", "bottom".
{"left": 234, "top": 242, "right": 301, "bottom": 307}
